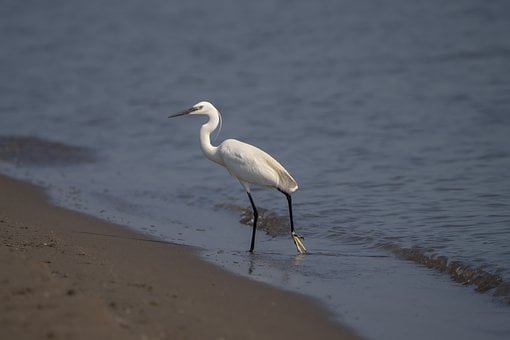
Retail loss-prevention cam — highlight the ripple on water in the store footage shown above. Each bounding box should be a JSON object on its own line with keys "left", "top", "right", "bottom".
{"left": 0, "top": 135, "right": 96, "bottom": 166}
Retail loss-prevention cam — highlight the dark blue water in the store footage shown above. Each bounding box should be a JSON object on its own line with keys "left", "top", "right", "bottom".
{"left": 2, "top": 1, "right": 510, "bottom": 339}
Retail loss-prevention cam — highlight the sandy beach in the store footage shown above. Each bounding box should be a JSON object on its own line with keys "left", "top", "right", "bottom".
{"left": 0, "top": 174, "right": 359, "bottom": 340}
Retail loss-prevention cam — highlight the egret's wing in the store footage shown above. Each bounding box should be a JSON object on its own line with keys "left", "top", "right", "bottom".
{"left": 219, "top": 139, "right": 298, "bottom": 192}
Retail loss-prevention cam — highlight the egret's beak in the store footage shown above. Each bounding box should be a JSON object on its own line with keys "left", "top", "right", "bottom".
{"left": 169, "top": 106, "right": 197, "bottom": 118}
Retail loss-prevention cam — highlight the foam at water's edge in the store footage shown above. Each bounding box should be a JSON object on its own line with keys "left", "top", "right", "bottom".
{"left": 383, "top": 243, "right": 510, "bottom": 303}
{"left": 218, "top": 203, "right": 289, "bottom": 237}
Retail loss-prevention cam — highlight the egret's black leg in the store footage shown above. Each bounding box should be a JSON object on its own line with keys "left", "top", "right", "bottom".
{"left": 247, "top": 192, "right": 258, "bottom": 252}
{"left": 278, "top": 189, "right": 307, "bottom": 254}
{"left": 278, "top": 189, "right": 295, "bottom": 232}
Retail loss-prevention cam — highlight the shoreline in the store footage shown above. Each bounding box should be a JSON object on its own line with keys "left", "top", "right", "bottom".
{"left": 0, "top": 174, "right": 359, "bottom": 339}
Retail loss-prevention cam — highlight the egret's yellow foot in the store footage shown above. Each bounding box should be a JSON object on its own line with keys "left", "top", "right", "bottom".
{"left": 291, "top": 231, "right": 307, "bottom": 254}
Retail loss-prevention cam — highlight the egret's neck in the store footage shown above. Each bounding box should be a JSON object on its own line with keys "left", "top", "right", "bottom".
{"left": 200, "top": 109, "right": 223, "bottom": 165}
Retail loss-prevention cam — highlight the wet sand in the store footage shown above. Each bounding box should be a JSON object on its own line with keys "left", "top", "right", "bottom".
{"left": 0, "top": 174, "right": 359, "bottom": 340}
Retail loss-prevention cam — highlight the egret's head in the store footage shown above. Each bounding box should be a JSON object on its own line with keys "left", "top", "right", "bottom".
{"left": 169, "top": 101, "right": 216, "bottom": 118}
{"left": 191, "top": 101, "right": 215, "bottom": 114}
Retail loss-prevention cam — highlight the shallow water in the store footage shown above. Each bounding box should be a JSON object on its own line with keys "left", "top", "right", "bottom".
{"left": 2, "top": 0, "right": 510, "bottom": 339}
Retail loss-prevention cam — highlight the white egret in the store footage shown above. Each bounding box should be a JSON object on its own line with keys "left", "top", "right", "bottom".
{"left": 169, "top": 101, "right": 307, "bottom": 254}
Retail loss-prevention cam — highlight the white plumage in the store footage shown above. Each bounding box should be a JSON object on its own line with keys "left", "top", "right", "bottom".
{"left": 169, "top": 101, "right": 306, "bottom": 254}
{"left": 219, "top": 139, "right": 298, "bottom": 193}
